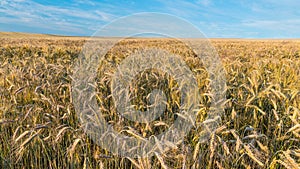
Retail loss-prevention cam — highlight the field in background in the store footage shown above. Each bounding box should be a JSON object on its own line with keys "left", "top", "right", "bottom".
{"left": 0, "top": 33, "right": 299, "bottom": 168}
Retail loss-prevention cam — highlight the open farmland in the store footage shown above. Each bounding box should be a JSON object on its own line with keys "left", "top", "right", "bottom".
{"left": 0, "top": 33, "right": 299, "bottom": 168}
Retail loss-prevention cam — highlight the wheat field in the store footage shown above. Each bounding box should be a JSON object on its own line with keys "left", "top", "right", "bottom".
{"left": 0, "top": 33, "right": 299, "bottom": 168}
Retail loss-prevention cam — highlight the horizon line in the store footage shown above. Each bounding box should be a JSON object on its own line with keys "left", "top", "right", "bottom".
{"left": 1, "top": 31, "right": 300, "bottom": 40}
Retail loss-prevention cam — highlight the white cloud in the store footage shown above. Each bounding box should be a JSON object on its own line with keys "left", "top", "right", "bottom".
{"left": 75, "top": 0, "right": 96, "bottom": 6}
{"left": 197, "top": 0, "right": 212, "bottom": 7}
{"left": 0, "top": 0, "right": 116, "bottom": 35}
{"left": 242, "top": 19, "right": 300, "bottom": 29}
{"left": 241, "top": 19, "right": 300, "bottom": 37}
{"left": 1, "top": 0, "right": 300, "bottom": 38}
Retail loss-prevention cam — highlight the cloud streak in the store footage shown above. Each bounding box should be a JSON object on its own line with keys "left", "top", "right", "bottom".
{"left": 0, "top": 0, "right": 299, "bottom": 38}
{"left": 0, "top": 0, "right": 116, "bottom": 35}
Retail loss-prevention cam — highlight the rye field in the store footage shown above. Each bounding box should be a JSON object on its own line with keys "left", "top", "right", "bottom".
{"left": 0, "top": 33, "right": 299, "bottom": 168}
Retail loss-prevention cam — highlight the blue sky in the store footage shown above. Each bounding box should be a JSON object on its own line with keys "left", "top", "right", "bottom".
{"left": 0, "top": 0, "right": 299, "bottom": 38}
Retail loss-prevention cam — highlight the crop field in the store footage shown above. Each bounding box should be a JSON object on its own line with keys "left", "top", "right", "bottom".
{"left": 0, "top": 33, "right": 299, "bottom": 168}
